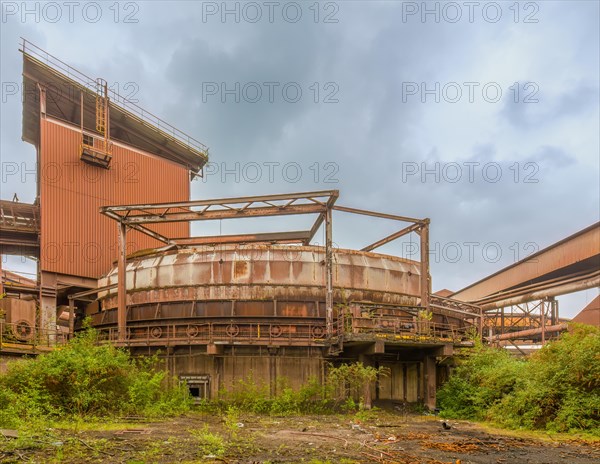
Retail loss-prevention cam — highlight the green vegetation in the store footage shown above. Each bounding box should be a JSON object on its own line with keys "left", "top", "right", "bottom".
{"left": 0, "top": 327, "right": 191, "bottom": 429}
{"left": 201, "top": 363, "right": 387, "bottom": 415}
{"left": 0, "top": 323, "right": 385, "bottom": 433}
{"left": 437, "top": 324, "right": 600, "bottom": 435}
{"left": 189, "top": 424, "right": 228, "bottom": 457}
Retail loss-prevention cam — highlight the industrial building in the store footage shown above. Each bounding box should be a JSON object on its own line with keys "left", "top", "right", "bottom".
{"left": 1, "top": 40, "right": 598, "bottom": 408}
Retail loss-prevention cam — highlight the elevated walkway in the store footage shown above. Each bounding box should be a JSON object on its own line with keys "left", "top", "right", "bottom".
{"left": 0, "top": 200, "right": 40, "bottom": 257}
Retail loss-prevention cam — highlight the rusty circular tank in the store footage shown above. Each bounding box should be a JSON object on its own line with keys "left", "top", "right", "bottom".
{"left": 93, "top": 245, "right": 421, "bottom": 327}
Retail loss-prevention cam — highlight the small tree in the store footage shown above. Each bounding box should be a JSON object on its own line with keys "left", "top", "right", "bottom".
{"left": 327, "top": 362, "right": 389, "bottom": 410}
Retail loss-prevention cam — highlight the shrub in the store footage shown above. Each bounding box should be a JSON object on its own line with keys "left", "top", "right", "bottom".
{"left": 0, "top": 327, "right": 191, "bottom": 427}
{"left": 213, "top": 362, "right": 383, "bottom": 415}
{"left": 190, "top": 425, "right": 227, "bottom": 457}
{"left": 438, "top": 325, "right": 600, "bottom": 435}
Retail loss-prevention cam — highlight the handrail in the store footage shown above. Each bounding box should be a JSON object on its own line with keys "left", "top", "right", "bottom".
{"left": 20, "top": 38, "right": 208, "bottom": 159}
{"left": 346, "top": 313, "right": 471, "bottom": 342}
{"left": 95, "top": 320, "right": 330, "bottom": 345}
{"left": 0, "top": 201, "right": 40, "bottom": 233}
{"left": 0, "top": 321, "right": 69, "bottom": 348}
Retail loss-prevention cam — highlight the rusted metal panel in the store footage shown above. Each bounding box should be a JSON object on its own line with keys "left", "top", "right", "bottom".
{"left": 572, "top": 295, "right": 600, "bottom": 326}
{"left": 98, "top": 245, "right": 421, "bottom": 309}
{"left": 0, "top": 298, "right": 36, "bottom": 325}
{"left": 453, "top": 223, "right": 600, "bottom": 302}
{"left": 39, "top": 118, "right": 190, "bottom": 279}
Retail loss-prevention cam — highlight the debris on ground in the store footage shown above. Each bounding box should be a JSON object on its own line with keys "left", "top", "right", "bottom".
{"left": 1, "top": 411, "right": 598, "bottom": 463}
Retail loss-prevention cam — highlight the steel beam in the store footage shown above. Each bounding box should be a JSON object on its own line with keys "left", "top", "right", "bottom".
{"left": 68, "top": 283, "right": 117, "bottom": 300}
{"left": 304, "top": 212, "right": 325, "bottom": 245}
{"left": 332, "top": 205, "right": 425, "bottom": 224}
{"left": 117, "top": 223, "right": 127, "bottom": 342}
{"left": 325, "top": 205, "right": 333, "bottom": 337}
{"left": 361, "top": 223, "right": 422, "bottom": 252}
{"left": 453, "top": 222, "right": 600, "bottom": 302}
{"left": 102, "top": 190, "right": 339, "bottom": 213}
{"left": 127, "top": 223, "right": 172, "bottom": 244}
{"left": 112, "top": 204, "right": 328, "bottom": 224}
{"left": 172, "top": 231, "right": 312, "bottom": 246}
{"left": 475, "top": 270, "right": 597, "bottom": 307}
{"left": 481, "top": 272, "right": 600, "bottom": 310}
{"left": 420, "top": 221, "right": 431, "bottom": 312}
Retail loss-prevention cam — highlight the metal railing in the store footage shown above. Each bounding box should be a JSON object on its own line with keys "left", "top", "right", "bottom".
{"left": 344, "top": 315, "right": 471, "bottom": 343}
{"left": 96, "top": 320, "right": 330, "bottom": 346}
{"left": 0, "top": 321, "right": 69, "bottom": 349}
{"left": 21, "top": 38, "right": 208, "bottom": 159}
{"left": 0, "top": 201, "right": 40, "bottom": 233}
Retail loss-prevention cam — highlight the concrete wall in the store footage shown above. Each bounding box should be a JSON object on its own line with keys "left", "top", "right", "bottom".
{"left": 377, "top": 362, "right": 422, "bottom": 402}
{"left": 144, "top": 346, "right": 430, "bottom": 404}
{"left": 164, "top": 346, "right": 325, "bottom": 399}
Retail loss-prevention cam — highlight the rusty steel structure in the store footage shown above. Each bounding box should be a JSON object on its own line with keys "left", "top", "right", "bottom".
{"left": 0, "top": 200, "right": 40, "bottom": 258}
{"left": 0, "top": 39, "right": 210, "bottom": 341}
{"left": 7, "top": 39, "right": 595, "bottom": 407}
{"left": 95, "top": 190, "right": 438, "bottom": 343}
{"left": 453, "top": 222, "right": 600, "bottom": 345}
{"left": 58, "top": 190, "right": 481, "bottom": 407}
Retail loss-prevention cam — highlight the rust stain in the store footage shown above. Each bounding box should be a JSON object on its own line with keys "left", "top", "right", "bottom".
{"left": 233, "top": 260, "right": 249, "bottom": 280}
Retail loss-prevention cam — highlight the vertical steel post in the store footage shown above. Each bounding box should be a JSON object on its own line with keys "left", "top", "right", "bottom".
{"left": 325, "top": 205, "right": 333, "bottom": 337}
{"left": 540, "top": 299, "right": 546, "bottom": 345}
{"left": 68, "top": 298, "right": 75, "bottom": 339}
{"left": 550, "top": 297, "right": 558, "bottom": 325}
{"left": 0, "top": 254, "right": 3, "bottom": 296}
{"left": 117, "top": 222, "right": 127, "bottom": 342}
{"left": 419, "top": 221, "right": 430, "bottom": 312}
{"left": 80, "top": 90, "right": 83, "bottom": 133}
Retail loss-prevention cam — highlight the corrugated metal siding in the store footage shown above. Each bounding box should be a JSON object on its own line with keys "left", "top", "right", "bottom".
{"left": 40, "top": 118, "right": 190, "bottom": 278}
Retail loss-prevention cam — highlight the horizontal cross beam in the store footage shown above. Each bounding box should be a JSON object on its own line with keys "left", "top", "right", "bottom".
{"left": 115, "top": 203, "right": 328, "bottom": 224}
{"left": 101, "top": 190, "right": 339, "bottom": 213}
{"left": 172, "top": 230, "right": 312, "bottom": 246}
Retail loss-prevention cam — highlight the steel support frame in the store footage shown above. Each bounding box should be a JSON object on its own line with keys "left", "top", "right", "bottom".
{"left": 485, "top": 297, "right": 559, "bottom": 345}
{"left": 117, "top": 222, "right": 127, "bottom": 341}
{"left": 100, "top": 190, "right": 434, "bottom": 343}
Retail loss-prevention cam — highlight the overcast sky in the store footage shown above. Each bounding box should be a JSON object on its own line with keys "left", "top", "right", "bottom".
{"left": 1, "top": 1, "right": 598, "bottom": 317}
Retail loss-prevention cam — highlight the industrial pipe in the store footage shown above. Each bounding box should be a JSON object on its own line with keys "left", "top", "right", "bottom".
{"left": 488, "top": 323, "right": 568, "bottom": 342}
{"left": 481, "top": 274, "right": 600, "bottom": 311}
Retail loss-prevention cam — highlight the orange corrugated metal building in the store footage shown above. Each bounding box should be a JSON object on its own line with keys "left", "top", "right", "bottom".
{"left": 16, "top": 40, "right": 209, "bottom": 330}
{"left": 39, "top": 118, "right": 190, "bottom": 278}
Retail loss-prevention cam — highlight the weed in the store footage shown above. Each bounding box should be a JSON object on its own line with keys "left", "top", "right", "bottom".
{"left": 189, "top": 425, "right": 227, "bottom": 457}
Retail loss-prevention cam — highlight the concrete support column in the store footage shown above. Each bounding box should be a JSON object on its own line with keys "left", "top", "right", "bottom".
{"left": 213, "top": 356, "right": 223, "bottom": 399}
{"left": 269, "top": 353, "right": 277, "bottom": 397}
{"left": 358, "top": 354, "right": 373, "bottom": 410}
{"left": 39, "top": 271, "right": 57, "bottom": 344}
{"left": 423, "top": 355, "right": 437, "bottom": 411}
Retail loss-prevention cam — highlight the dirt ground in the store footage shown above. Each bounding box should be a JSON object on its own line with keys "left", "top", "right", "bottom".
{"left": 1, "top": 409, "right": 598, "bottom": 464}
